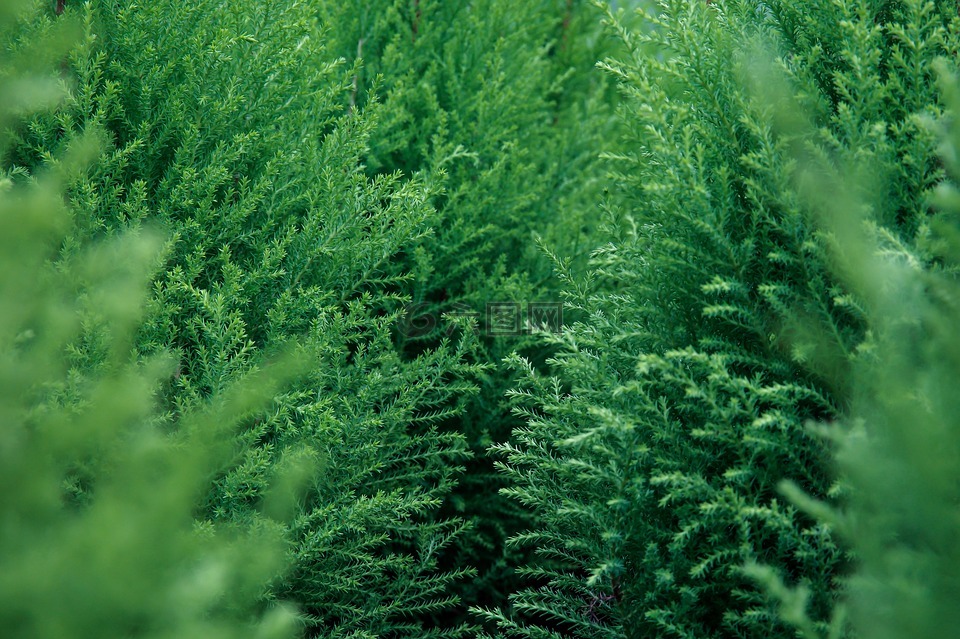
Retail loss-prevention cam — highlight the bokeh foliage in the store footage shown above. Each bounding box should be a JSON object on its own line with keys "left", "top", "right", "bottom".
{"left": 1, "top": 2, "right": 303, "bottom": 637}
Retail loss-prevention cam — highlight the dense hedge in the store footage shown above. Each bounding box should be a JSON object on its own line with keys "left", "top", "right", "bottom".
{"left": 311, "top": 1, "right": 622, "bottom": 619}
{"left": 3, "top": 1, "right": 959, "bottom": 639}
{"left": 480, "top": 1, "right": 960, "bottom": 638}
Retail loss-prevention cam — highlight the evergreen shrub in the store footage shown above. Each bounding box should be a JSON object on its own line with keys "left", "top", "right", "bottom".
{"left": 0, "top": 3, "right": 303, "bottom": 637}
{"left": 819, "top": 58, "right": 960, "bottom": 639}
{"left": 750, "top": 47, "right": 960, "bottom": 639}
{"left": 481, "top": 1, "right": 959, "bottom": 638}
{"left": 313, "top": 0, "right": 624, "bottom": 617}
{"left": 6, "top": 1, "right": 960, "bottom": 638}
{"left": 4, "top": 0, "right": 620, "bottom": 635}
{"left": 3, "top": 0, "right": 488, "bottom": 636}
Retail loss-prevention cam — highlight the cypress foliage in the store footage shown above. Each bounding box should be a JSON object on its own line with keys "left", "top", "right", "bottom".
{"left": 750, "top": 37, "right": 960, "bottom": 639}
{"left": 0, "top": 3, "right": 303, "bottom": 637}
{"left": 482, "top": 1, "right": 957, "bottom": 638}
{"left": 3, "top": 0, "right": 623, "bottom": 635}
{"left": 313, "top": 0, "right": 623, "bottom": 618}
{"left": 820, "top": 60, "right": 960, "bottom": 639}
{"left": 5, "top": 1, "right": 487, "bottom": 636}
{"left": 8, "top": 1, "right": 958, "bottom": 638}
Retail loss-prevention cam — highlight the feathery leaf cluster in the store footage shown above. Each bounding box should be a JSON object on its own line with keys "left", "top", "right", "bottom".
{"left": 4, "top": 1, "right": 960, "bottom": 638}
{"left": 481, "top": 2, "right": 960, "bottom": 638}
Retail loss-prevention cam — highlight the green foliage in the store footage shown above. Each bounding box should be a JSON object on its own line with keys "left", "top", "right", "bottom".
{"left": 748, "top": 48, "right": 960, "bottom": 639}
{"left": 311, "top": 0, "right": 626, "bottom": 619}
{"left": 481, "top": 1, "right": 959, "bottom": 638}
{"left": 8, "top": 1, "right": 958, "bottom": 638}
{"left": 320, "top": 0, "right": 616, "bottom": 280}
{"left": 0, "top": 3, "right": 302, "bottom": 637}
{"left": 4, "top": 0, "right": 499, "bottom": 636}
{"left": 2, "top": 0, "right": 624, "bottom": 635}
{"left": 827, "top": 59, "right": 960, "bottom": 639}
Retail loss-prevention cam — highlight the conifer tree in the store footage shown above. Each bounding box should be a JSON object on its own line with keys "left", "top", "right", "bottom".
{"left": 818, "top": 59, "right": 960, "bottom": 639}
{"left": 749, "top": 40, "right": 960, "bottom": 639}
{"left": 482, "top": 1, "right": 959, "bottom": 637}
{"left": 15, "top": 1, "right": 958, "bottom": 637}
{"left": 313, "top": 0, "right": 625, "bottom": 619}
{"left": 0, "top": 3, "right": 303, "bottom": 637}
{"left": 4, "top": 1, "right": 492, "bottom": 636}
{"left": 4, "top": 0, "right": 630, "bottom": 635}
